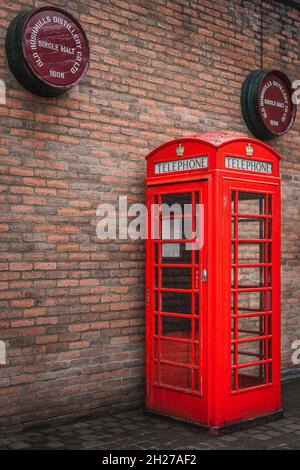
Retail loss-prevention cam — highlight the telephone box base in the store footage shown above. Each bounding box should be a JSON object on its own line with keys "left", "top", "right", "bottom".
{"left": 145, "top": 408, "right": 283, "bottom": 436}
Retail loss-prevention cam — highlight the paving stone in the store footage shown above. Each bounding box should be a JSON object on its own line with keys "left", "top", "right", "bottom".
{"left": 9, "top": 441, "right": 32, "bottom": 449}
{"left": 45, "top": 441, "right": 65, "bottom": 448}
{"left": 252, "top": 433, "right": 273, "bottom": 441}
{"left": 219, "top": 435, "right": 239, "bottom": 442}
{"left": 1, "top": 378, "right": 300, "bottom": 450}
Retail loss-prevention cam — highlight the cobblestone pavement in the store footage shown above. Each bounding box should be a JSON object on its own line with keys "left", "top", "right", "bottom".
{"left": 1, "top": 378, "right": 300, "bottom": 450}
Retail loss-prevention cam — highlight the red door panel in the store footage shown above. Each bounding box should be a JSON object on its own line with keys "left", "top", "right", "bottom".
{"left": 221, "top": 179, "right": 281, "bottom": 424}
{"left": 145, "top": 181, "right": 209, "bottom": 425}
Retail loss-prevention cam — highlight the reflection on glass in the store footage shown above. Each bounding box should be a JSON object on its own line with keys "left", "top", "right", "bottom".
{"left": 238, "top": 243, "right": 267, "bottom": 264}
{"left": 161, "top": 292, "right": 192, "bottom": 314}
{"left": 161, "top": 193, "right": 192, "bottom": 212}
{"left": 238, "top": 315, "right": 265, "bottom": 339}
{"left": 154, "top": 268, "right": 158, "bottom": 287}
{"left": 238, "top": 218, "right": 266, "bottom": 240}
{"left": 235, "top": 267, "right": 266, "bottom": 288}
{"left": 160, "top": 243, "right": 192, "bottom": 264}
{"left": 237, "top": 291, "right": 271, "bottom": 314}
{"left": 154, "top": 291, "right": 158, "bottom": 312}
{"left": 159, "top": 339, "right": 193, "bottom": 365}
{"left": 238, "top": 193, "right": 266, "bottom": 215}
{"left": 195, "top": 294, "right": 199, "bottom": 315}
{"left": 154, "top": 314, "right": 159, "bottom": 335}
{"left": 161, "top": 268, "right": 191, "bottom": 290}
{"left": 238, "top": 340, "right": 265, "bottom": 364}
{"left": 160, "top": 363, "right": 192, "bottom": 390}
{"left": 161, "top": 316, "right": 191, "bottom": 339}
{"left": 161, "top": 217, "right": 194, "bottom": 240}
{"left": 238, "top": 364, "right": 267, "bottom": 390}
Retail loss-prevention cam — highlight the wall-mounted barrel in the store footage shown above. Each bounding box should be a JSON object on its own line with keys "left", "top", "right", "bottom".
{"left": 241, "top": 69, "right": 296, "bottom": 140}
{"left": 6, "top": 7, "right": 90, "bottom": 97}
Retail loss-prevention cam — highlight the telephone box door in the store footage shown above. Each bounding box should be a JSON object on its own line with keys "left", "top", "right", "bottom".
{"left": 146, "top": 181, "right": 209, "bottom": 425}
{"left": 221, "top": 179, "right": 281, "bottom": 423}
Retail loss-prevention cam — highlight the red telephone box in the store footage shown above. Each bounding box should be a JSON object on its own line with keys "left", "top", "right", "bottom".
{"left": 145, "top": 133, "right": 283, "bottom": 434}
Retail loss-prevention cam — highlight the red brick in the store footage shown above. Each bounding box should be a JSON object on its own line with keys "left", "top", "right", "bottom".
{"left": 9, "top": 262, "right": 33, "bottom": 271}
{"left": 34, "top": 262, "right": 57, "bottom": 270}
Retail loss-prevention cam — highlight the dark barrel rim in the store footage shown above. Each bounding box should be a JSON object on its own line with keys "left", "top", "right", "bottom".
{"left": 249, "top": 70, "right": 275, "bottom": 140}
{"left": 241, "top": 70, "right": 272, "bottom": 140}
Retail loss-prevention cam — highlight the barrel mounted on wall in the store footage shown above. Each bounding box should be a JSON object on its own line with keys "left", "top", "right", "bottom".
{"left": 6, "top": 6, "right": 90, "bottom": 97}
{"left": 241, "top": 70, "right": 296, "bottom": 140}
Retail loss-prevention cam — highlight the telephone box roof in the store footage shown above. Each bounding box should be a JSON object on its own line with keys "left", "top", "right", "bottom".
{"left": 145, "top": 133, "right": 282, "bottom": 160}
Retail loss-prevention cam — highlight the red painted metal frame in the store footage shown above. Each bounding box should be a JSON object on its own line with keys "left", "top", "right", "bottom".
{"left": 145, "top": 134, "right": 281, "bottom": 430}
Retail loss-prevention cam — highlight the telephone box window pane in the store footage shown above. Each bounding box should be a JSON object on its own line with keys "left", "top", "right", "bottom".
{"left": 267, "top": 269, "right": 272, "bottom": 287}
{"left": 231, "top": 243, "right": 236, "bottom": 264}
{"left": 238, "top": 315, "right": 266, "bottom": 339}
{"left": 238, "top": 291, "right": 267, "bottom": 314}
{"left": 161, "top": 193, "right": 192, "bottom": 213}
{"left": 194, "top": 371, "right": 199, "bottom": 391}
{"left": 161, "top": 292, "right": 192, "bottom": 314}
{"left": 183, "top": 217, "right": 194, "bottom": 240}
{"left": 268, "top": 339, "right": 272, "bottom": 359}
{"left": 267, "top": 291, "right": 272, "bottom": 311}
{"left": 267, "top": 243, "right": 272, "bottom": 263}
{"left": 231, "top": 370, "right": 237, "bottom": 391}
{"left": 268, "top": 195, "right": 272, "bottom": 215}
{"left": 194, "top": 248, "right": 199, "bottom": 265}
{"left": 238, "top": 364, "right": 267, "bottom": 390}
{"left": 194, "top": 343, "right": 199, "bottom": 366}
{"left": 238, "top": 218, "right": 266, "bottom": 240}
{"left": 154, "top": 338, "right": 158, "bottom": 358}
{"left": 232, "top": 218, "right": 236, "bottom": 239}
{"left": 231, "top": 344, "right": 236, "bottom": 365}
{"left": 154, "top": 243, "right": 158, "bottom": 264}
{"left": 154, "top": 292, "right": 159, "bottom": 312}
{"left": 161, "top": 268, "right": 191, "bottom": 290}
{"left": 154, "top": 268, "right": 158, "bottom": 287}
{"left": 231, "top": 293, "right": 236, "bottom": 315}
{"left": 161, "top": 219, "right": 180, "bottom": 240}
{"left": 238, "top": 340, "right": 265, "bottom": 365}
{"left": 238, "top": 193, "right": 266, "bottom": 215}
{"left": 161, "top": 243, "right": 192, "bottom": 265}
{"left": 161, "top": 218, "right": 193, "bottom": 240}
{"left": 231, "top": 318, "right": 236, "bottom": 340}
{"left": 160, "top": 340, "right": 192, "bottom": 365}
{"left": 268, "top": 363, "right": 273, "bottom": 383}
{"left": 154, "top": 315, "right": 159, "bottom": 335}
{"left": 267, "top": 314, "right": 272, "bottom": 335}
{"left": 153, "top": 218, "right": 159, "bottom": 239}
{"left": 161, "top": 316, "right": 191, "bottom": 340}
{"left": 268, "top": 219, "right": 272, "bottom": 239}
{"left": 194, "top": 294, "right": 199, "bottom": 315}
{"left": 238, "top": 243, "right": 266, "bottom": 264}
{"left": 160, "top": 363, "right": 192, "bottom": 390}
{"left": 231, "top": 191, "right": 237, "bottom": 213}
{"left": 237, "top": 267, "right": 266, "bottom": 288}
{"left": 194, "top": 319, "right": 199, "bottom": 340}
{"left": 154, "top": 363, "right": 158, "bottom": 383}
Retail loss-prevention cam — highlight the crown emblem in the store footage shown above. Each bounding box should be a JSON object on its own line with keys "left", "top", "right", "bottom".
{"left": 246, "top": 143, "right": 254, "bottom": 156}
{"left": 176, "top": 144, "right": 184, "bottom": 157}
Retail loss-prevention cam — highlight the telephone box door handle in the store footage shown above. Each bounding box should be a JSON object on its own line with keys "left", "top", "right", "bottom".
{"left": 202, "top": 269, "right": 208, "bottom": 283}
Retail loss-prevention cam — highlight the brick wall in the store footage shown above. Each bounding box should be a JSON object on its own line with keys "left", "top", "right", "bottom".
{"left": 0, "top": 0, "right": 299, "bottom": 428}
